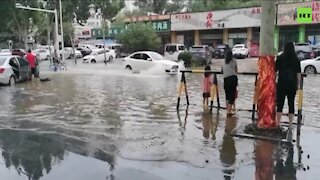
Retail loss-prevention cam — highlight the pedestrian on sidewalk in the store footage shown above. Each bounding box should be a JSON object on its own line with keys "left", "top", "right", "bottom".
{"left": 202, "top": 65, "right": 212, "bottom": 109}
{"left": 222, "top": 50, "right": 238, "bottom": 117}
{"left": 276, "top": 42, "right": 301, "bottom": 131}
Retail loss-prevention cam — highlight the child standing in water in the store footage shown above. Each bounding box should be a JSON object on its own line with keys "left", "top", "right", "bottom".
{"left": 202, "top": 65, "right": 212, "bottom": 108}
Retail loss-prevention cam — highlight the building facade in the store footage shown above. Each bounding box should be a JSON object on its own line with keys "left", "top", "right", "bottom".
{"left": 277, "top": 1, "right": 320, "bottom": 49}
{"left": 170, "top": 7, "right": 261, "bottom": 48}
{"left": 124, "top": 15, "right": 171, "bottom": 45}
{"left": 169, "top": 1, "right": 320, "bottom": 50}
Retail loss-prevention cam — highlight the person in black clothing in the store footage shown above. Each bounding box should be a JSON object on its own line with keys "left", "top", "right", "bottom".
{"left": 276, "top": 42, "right": 301, "bottom": 131}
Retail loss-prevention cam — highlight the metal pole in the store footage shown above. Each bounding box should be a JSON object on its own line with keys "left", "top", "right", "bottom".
{"left": 184, "top": 74, "right": 190, "bottom": 106}
{"left": 59, "top": 0, "right": 65, "bottom": 62}
{"left": 252, "top": 74, "right": 258, "bottom": 122}
{"left": 176, "top": 72, "right": 184, "bottom": 110}
{"left": 54, "top": 10, "right": 59, "bottom": 59}
{"left": 214, "top": 73, "right": 220, "bottom": 110}
{"left": 47, "top": 14, "right": 53, "bottom": 64}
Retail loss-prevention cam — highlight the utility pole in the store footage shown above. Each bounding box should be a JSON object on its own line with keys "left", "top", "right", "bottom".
{"left": 59, "top": 0, "right": 65, "bottom": 62}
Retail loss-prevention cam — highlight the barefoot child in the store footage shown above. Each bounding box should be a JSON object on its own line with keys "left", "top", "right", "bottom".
{"left": 202, "top": 65, "right": 212, "bottom": 108}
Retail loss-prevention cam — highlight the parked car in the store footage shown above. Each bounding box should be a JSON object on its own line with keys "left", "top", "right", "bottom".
{"left": 123, "top": 51, "right": 179, "bottom": 75}
{"left": 232, "top": 44, "right": 249, "bottom": 58}
{"left": 76, "top": 47, "right": 92, "bottom": 57}
{"left": 59, "top": 48, "right": 72, "bottom": 59}
{"left": 0, "top": 55, "right": 31, "bottom": 85}
{"left": 311, "top": 45, "right": 320, "bottom": 57}
{"left": 248, "top": 43, "right": 259, "bottom": 57}
{"left": 300, "top": 56, "right": 320, "bottom": 74}
{"left": 12, "top": 49, "right": 26, "bottom": 57}
{"left": 0, "top": 49, "right": 12, "bottom": 56}
{"left": 213, "top": 44, "right": 228, "bottom": 59}
{"left": 164, "top": 44, "right": 186, "bottom": 61}
{"left": 83, "top": 49, "right": 116, "bottom": 63}
{"left": 64, "top": 47, "right": 82, "bottom": 59}
{"left": 294, "top": 43, "right": 314, "bottom": 61}
{"left": 34, "top": 49, "right": 50, "bottom": 61}
{"left": 190, "top": 45, "right": 212, "bottom": 65}
{"left": 278, "top": 43, "right": 315, "bottom": 61}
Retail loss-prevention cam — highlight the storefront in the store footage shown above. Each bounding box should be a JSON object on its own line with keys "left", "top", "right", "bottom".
{"left": 170, "top": 7, "right": 261, "bottom": 47}
{"left": 200, "top": 30, "right": 223, "bottom": 46}
{"left": 124, "top": 15, "right": 171, "bottom": 45}
{"left": 277, "top": 1, "right": 320, "bottom": 49}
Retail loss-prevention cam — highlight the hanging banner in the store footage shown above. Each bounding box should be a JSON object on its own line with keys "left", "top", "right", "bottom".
{"left": 171, "top": 7, "right": 261, "bottom": 31}
{"left": 277, "top": 1, "right": 320, "bottom": 25}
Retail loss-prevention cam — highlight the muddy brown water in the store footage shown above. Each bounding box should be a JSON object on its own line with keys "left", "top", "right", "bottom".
{"left": 0, "top": 60, "right": 319, "bottom": 180}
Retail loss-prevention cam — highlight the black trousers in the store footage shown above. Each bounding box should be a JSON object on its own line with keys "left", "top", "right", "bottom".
{"left": 276, "top": 85, "right": 296, "bottom": 114}
{"left": 224, "top": 75, "right": 238, "bottom": 104}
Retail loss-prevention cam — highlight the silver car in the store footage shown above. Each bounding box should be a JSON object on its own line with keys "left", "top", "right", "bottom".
{"left": 0, "top": 55, "right": 31, "bottom": 85}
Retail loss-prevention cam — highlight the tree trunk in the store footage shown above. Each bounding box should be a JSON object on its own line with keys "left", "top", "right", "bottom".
{"left": 69, "top": 32, "right": 76, "bottom": 64}
{"left": 24, "top": 35, "right": 28, "bottom": 51}
{"left": 102, "top": 18, "right": 107, "bottom": 66}
{"left": 257, "top": 0, "right": 277, "bottom": 129}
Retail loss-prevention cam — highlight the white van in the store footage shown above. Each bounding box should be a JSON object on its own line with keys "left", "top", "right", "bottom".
{"left": 164, "top": 44, "right": 186, "bottom": 61}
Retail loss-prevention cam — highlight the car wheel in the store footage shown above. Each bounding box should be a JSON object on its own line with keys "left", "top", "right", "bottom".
{"left": 125, "top": 65, "right": 132, "bottom": 71}
{"left": 91, "top": 59, "right": 96, "bottom": 63}
{"left": 46, "top": 55, "right": 50, "bottom": 60}
{"left": 109, "top": 56, "right": 113, "bottom": 62}
{"left": 304, "top": 65, "right": 317, "bottom": 74}
{"left": 8, "top": 76, "right": 16, "bottom": 86}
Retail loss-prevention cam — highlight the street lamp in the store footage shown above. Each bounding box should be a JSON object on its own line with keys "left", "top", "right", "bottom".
{"left": 15, "top": 3, "right": 60, "bottom": 59}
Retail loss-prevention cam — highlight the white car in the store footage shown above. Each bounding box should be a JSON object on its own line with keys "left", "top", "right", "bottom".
{"left": 83, "top": 49, "right": 116, "bottom": 63}
{"left": 64, "top": 47, "right": 83, "bottom": 59}
{"left": 34, "top": 49, "right": 50, "bottom": 61}
{"left": 164, "top": 44, "right": 186, "bottom": 61}
{"left": 123, "top": 51, "right": 179, "bottom": 75}
{"left": 300, "top": 57, "right": 320, "bottom": 74}
{"left": 232, "top": 44, "right": 249, "bottom": 58}
{"left": 0, "top": 49, "right": 12, "bottom": 56}
{"left": 0, "top": 55, "right": 31, "bottom": 85}
{"left": 80, "top": 44, "right": 101, "bottom": 55}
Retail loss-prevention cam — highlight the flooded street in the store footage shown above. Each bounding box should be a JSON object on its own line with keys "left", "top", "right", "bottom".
{"left": 0, "top": 59, "right": 319, "bottom": 180}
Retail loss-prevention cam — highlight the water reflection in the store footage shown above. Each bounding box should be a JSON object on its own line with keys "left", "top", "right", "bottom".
{"left": 202, "top": 110, "right": 219, "bottom": 140}
{"left": 255, "top": 140, "right": 275, "bottom": 180}
{"left": 220, "top": 116, "right": 238, "bottom": 180}
{"left": 0, "top": 129, "right": 114, "bottom": 180}
{"left": 254, "top": 140, "right": 297, "bottom": 180}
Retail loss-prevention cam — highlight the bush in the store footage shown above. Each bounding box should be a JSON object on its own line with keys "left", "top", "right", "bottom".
{"left": 178, "top": 52, "right": 192, "bottom": 67}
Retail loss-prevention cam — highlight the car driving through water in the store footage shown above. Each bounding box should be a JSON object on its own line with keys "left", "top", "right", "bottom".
{"left": 123, "top": 51, "right": 179, "bottom": 75}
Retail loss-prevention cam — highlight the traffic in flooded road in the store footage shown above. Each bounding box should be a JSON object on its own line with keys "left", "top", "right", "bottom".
{"left": 0, "top": 59, "right": 319, "bottom": 180}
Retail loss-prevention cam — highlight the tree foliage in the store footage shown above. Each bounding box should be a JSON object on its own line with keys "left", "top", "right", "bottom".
{"left": 187, "top": 0, "right": 261, "bottom": 12}
{"left": 117, "top": 23, "right": 161, "bottom": 53}
{"left": 94, "top": 0, "right": 125, "bottom": 20}
{"left": 134, "top": 0, "right": 185, "bottom": 15}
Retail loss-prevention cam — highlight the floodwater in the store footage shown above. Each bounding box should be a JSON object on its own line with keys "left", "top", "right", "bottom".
{"left": 0, "top": 59, "right": 319, "bottom": 180}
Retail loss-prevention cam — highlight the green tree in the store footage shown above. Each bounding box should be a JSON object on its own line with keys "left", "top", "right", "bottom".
{"left": 8, "top": 0, "right": 41, "bottom": 49}
{"left": 134, "top": 0, "right": 167, "bottom": 14}
{"left": 117, "top": 23, "right": 161, "bottom": 53}
{"left": 165, "top": 0, "right": 187, "bottom": 13}
{"left": 187, "top": 0, "right": 261, "bottom": 12}
{"left": 93, "top": 0, "right": 125, "bottom": 62}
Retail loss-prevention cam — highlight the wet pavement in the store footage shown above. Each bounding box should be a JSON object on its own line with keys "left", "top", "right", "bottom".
{"left": 0, "top": 58, "right": 319, "bottom": 180}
